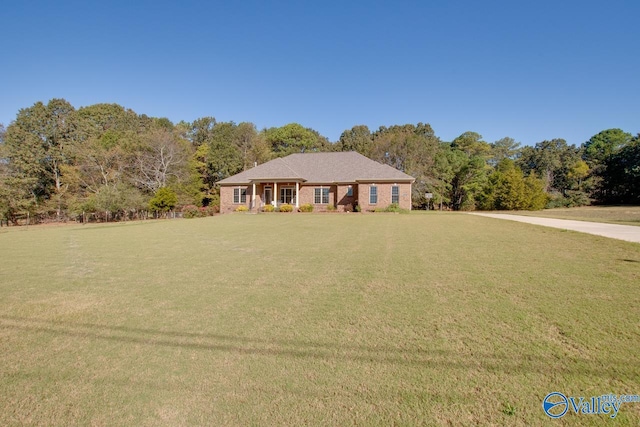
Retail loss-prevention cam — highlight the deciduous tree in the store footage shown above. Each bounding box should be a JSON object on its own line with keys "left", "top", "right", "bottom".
{"left": 263, "top": 123, "right": 331, "bottom": 156}
{"left": 338, "top": 125, "right": 373, "bottom": 156}
{"left": 3, "top": 99, "right": 77, "bottom": 219}
{"left": 186, "top": 116, "right": 216, "bottom": 148}
{"left": 448, "top": 150, "right": 486, "bottom": 210}
{"left": 133, "top": 127, "right": 190, "bottom": 192}
{"left": 583, "top": 128, "right": 632, "bottom": 166}
{"left": 451, "top": 131, "right": 491, "bottom": 158}
{"left": 600, "top": 134, "right": 640, "bottom": 204}
{"left": 479, "top": 159, "right": 547, "bottom": 210}
{"left": 489, "top": 137, "right": 520, "bottom": 166}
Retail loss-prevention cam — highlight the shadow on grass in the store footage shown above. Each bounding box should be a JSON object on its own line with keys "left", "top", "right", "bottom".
{"left": 0, "top": 315, "right": 632, "bottom": 378}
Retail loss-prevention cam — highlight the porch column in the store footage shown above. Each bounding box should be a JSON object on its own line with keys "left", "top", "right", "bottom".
{"left": 295, "top": 182, "right": 299, "bottom": 208}
{"left": 252, "top": 182, "right": 256, "bottom": 210}
{"left": 273, "top": 182, "right": 278, "bottom": 207}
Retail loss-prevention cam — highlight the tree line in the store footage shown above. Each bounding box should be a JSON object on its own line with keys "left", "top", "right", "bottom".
{"left": 0, "top": 99, "right": 638, "bottom": 223}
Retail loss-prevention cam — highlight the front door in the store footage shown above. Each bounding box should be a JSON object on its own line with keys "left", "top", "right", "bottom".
{"left": 264, "top": 186, "right": 272, "bottom": 205}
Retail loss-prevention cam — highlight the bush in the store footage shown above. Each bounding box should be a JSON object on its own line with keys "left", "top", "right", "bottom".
{"left": 374, "top": 203, "right": 408, "bottom": 213}
{"left": 566, "top": 190, "right": 590, "bottom": 207}
{"left": 299, "top": 203, "right": 314, "bottom": 212}
{"left": 279, "top": 204, "right": 293, "bottom": 212}
{"left": 149, "top": 188, "right": 178, "bottom": 213}
{"left": 207, "top": 193, "right": 220, "bottom": 210}
{"left": 545, "top": 191, "right": 589, "bottom": 209}
{"left": 183, "top": 205, "right": 218, "bottom": 218}
{"left": 386, "top": 203, "right": 401, "bottom": 212}
{"left": 326, "top": 204, "right": 336, "bottom": 211}
{"left": 200, "top": 205, "right": 218, "bottom": 216}
{"left": 182, "top": 205, "right": 201, "bottom": 218}
{"left": 545, "top": 192, "right": 567, "bottom": 209}
{"left": 235, "top": 205, "right": 249, "bottom": 212}
{"left": 262, "top": 204, "right": 275, "bottom": 212}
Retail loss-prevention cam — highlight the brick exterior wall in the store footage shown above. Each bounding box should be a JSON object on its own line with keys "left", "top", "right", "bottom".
{"left": 298, "top": 185, "right": 336, "bottom": 212}
{"left": 335, "top": 184, "right": 357, "bottom": 212}
{"left": 297, "top": 184, "right": 355, "bottom": 212}
{"left": 357, "top": 182, "right": 412, "bottom": 211}
{"left": 220, "top": 181, "right": 411, "bottom": 213}
{"left": 220, "top": 185, "right": 253, "bottom": 213}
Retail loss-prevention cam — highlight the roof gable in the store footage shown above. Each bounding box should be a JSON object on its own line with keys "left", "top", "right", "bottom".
{"left": 218, "top": 152, "right": 415, "bottom": 185}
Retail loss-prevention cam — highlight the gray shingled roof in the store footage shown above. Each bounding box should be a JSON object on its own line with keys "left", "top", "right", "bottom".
{"left": 218, "top": 152, "right": 415, "bottom": 185}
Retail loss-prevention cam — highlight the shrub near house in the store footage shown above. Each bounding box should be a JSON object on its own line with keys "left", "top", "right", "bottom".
{"left": 182, "top": 205, "right": 217, "bottom": 218}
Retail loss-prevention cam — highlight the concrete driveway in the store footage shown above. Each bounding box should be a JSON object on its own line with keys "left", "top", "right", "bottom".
{"left": 470, "top": 213, "right": 640, "bottom": 243}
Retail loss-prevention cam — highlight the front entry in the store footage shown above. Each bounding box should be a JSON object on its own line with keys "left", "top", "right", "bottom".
{"left": 264, "top": 186, "right": 272, "bottom": 205}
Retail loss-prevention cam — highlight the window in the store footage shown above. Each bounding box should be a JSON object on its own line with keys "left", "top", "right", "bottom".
{"left": 233, "top": 188, "right": 247, "bottom": 204}
{"left": 391, "top": 185, "right": 399, "bottom": 204}
{"left": 280, "top": 187, "right": 295, "bottom": 204}
{"left": 346, "top": 186, "right": 353, "bottom": 197}
{"left": 314, "top": 187, "right": 329, "bottom": 204}
{"left": 369, "top": 186, "right": 378, "bottom": 204}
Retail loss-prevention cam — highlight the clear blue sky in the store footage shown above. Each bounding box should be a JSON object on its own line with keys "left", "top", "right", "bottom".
{"left": 2, "top": 0, "right": 638, "bottom": 146}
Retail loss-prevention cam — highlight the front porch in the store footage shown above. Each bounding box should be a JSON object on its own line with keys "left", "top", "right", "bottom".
{"left": 249, "top": 180, "right": 302, "bottom": 211}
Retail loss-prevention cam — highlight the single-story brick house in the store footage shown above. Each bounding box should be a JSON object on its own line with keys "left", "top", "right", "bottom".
{"left": 218, "top": 151, "right": 415, "bottom": 213}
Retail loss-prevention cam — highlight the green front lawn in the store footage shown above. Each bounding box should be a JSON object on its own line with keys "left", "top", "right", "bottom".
{"left": 1, "top": 213, "right": 638, "bottom": 425}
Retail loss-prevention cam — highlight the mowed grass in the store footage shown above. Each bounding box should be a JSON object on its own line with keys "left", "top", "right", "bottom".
{"left": 503, "top": 205, "right": 640, "bottom": 226}
{"left": 0, "top": 213, "right": 639, "bottom": 426}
